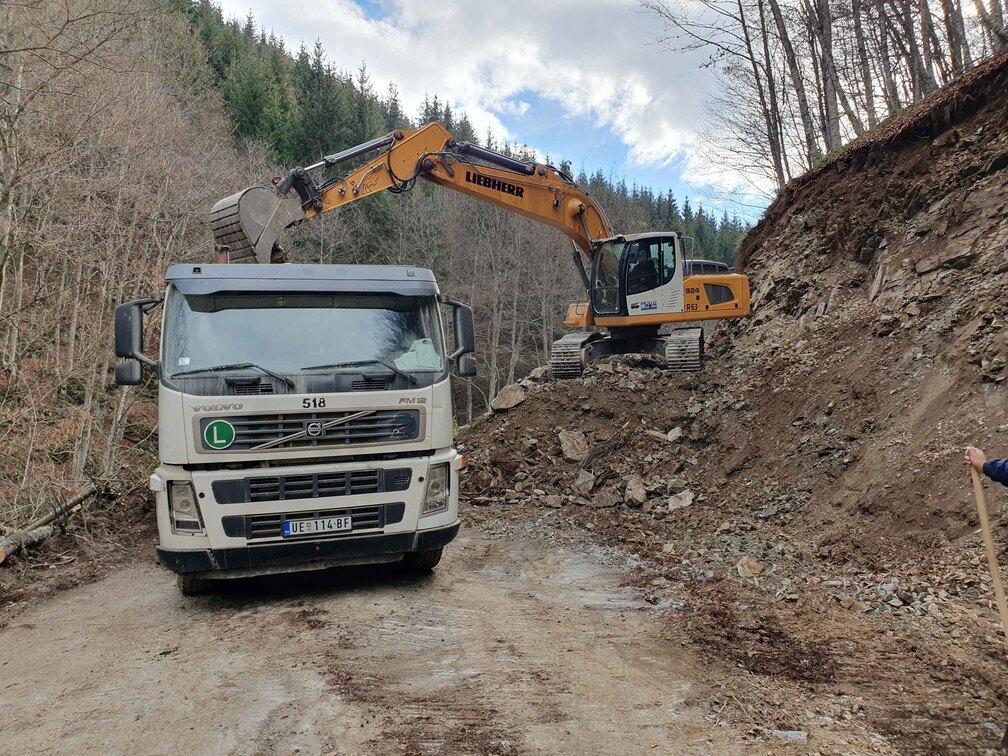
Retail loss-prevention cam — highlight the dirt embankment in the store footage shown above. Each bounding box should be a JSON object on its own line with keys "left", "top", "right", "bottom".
{"left": 460, "top": 53, "right": 1008, "bottom": 752}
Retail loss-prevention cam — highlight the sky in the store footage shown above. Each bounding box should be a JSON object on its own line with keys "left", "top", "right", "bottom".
{"left": 217, "top": 0, "right": 761, "bottom": 217}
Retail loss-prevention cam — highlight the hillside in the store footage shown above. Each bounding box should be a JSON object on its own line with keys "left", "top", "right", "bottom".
{"left": 460, "top": 51, "right": 1008, "bottom": 752}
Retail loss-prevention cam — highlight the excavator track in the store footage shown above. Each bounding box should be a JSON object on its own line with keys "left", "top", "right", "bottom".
{"left": 549, "top": 332, "right": 597, "bottom": 379}
{"left": 663, "top": 328, "right": 704, "bottom": 372}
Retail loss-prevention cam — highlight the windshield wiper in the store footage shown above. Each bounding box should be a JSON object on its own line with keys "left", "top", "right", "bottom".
{"left": 173, "top": 362, "right": 295, "bottom": 388}
{"left": 301, "top": 359, "right": 417, "bottom": 386}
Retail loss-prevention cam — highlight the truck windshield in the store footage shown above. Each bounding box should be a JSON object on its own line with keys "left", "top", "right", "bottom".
{"left": 163, "top": 290, "right": 445, "bottom": 378}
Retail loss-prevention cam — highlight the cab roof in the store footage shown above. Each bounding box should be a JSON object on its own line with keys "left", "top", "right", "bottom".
{"left": 621, "top": 232, "right": 682, "bottom": 242}
{"left": 165, "top": 263, "right": 439, "bottom": 297}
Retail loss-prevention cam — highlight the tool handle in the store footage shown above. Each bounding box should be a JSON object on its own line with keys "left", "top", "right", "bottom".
{"left": 971, "top": 467, "right": 1008, "bottom": 644}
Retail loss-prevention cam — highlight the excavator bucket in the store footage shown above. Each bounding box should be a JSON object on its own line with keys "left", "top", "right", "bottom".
{"left": 210, "top": 186, "right": 305, "bottom": 264}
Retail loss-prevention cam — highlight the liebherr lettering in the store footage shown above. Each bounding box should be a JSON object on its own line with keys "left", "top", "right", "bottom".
{"left": 465, "top": 171, "right": 524, "bottom": 198}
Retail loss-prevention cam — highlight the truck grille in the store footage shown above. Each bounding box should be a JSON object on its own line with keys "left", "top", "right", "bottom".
{"left": 220, "top": 502, "right": 407, "bottom": 540}
{"left": 198, "top": 409, "right": 421, "bottom": 452}
{"left": 212, "top": 468, "right": 412, "bottom": 505}
{"left": 352, "top": 377, "right": 389, "bottom": 391}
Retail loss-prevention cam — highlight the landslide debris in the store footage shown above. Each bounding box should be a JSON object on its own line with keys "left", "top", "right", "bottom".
{"left": 461, "top": 52, "right": 1008, "bottom": 752}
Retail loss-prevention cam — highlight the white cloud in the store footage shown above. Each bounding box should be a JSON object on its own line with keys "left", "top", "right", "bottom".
{"left": 217, "top": 0, "right": 746, "bottom": 194}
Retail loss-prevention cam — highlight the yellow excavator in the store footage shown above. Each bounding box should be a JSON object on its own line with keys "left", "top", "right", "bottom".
{"left": 210, "top": 122, "right": 750, "bottom": 377}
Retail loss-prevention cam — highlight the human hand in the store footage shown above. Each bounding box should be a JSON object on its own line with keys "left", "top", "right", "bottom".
{"left": 965, "top": 446, "right": 987, "bottom": 473}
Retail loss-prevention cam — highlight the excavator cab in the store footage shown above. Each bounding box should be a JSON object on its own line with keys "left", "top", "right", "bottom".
{"left": 586, "top": 234, "right": 685, "bottom": 319}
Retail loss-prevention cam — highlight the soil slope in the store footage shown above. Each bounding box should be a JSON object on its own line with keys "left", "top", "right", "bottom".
{"left": 460, "top": 52, "right": 1008, "bottom": 752}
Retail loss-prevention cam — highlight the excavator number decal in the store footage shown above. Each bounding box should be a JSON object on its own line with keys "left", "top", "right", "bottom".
{"left": 685, "top": 303, "right": 699, "bottom": 312}
{"left": 302, "top": 397, "right": 326, "bottom": 408}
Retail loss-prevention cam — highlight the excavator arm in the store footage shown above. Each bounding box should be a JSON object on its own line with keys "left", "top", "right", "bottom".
{"left": 211, "top": 122, "right": 614, "bottom": 267}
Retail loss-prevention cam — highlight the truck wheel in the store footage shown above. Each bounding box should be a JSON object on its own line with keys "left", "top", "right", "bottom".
{"left": 403, "top": 547, "right": 443, "bottom": 572}
{"left": 176, "top": 573, "right": 208, "bottom": 596}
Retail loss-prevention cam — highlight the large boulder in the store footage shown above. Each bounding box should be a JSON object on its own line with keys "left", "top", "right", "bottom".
{"left": 490, "top": 384, "right": 526, "bottom": 411}
{"left": 667, "top": 490, "right": 694, "bottom": 510}
{"left": 572, "top": 469, "right": 596, "bottom": 496}
{"left": 558, "top": 429, "right": 589, "bottom": 462}
{"left": 591, "top": 487, "right": 621, "bottom": 508}
{"left": 624, "top": 475, "right": 647, "bottom": 507}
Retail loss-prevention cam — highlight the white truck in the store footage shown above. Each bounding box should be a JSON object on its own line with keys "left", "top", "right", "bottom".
{"left": 114, "top": 263, "right": 476, "bottom": 594}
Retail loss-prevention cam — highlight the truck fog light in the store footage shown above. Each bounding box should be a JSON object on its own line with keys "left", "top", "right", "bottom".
{"left": 169, "top": 481, "right": 204, "bottom": 534}
{"left": 421, "top": 463, "right": 449, "bottom": 516}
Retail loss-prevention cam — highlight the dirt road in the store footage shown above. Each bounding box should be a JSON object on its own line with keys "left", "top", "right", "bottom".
{"left": 3, "top": 523, "right": 777, "bottom": 755}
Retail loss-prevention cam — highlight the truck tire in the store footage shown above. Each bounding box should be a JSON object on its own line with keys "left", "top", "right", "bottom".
{"left": 403, "top": 547, "right": 443, "bottom": 572}
{"left": 176, "top": 573, "right": 208, "bottom": 596}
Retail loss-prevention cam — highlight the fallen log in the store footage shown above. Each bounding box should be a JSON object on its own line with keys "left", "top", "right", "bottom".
{"left": 0, "top": 525, "right": 57, "bottom": 564}
{"left": 0, "top": 487, "right": 97, "bottom": 566}
{"left": 25, "top": 487, "right": 97, "bottom": 532}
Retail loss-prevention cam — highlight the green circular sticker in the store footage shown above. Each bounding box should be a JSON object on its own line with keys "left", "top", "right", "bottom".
{"left": 204, "top": 419, "right": 235, "bottom": 450}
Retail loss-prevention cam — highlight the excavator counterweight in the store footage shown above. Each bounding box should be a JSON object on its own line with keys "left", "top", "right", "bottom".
{"left": 209, "top": 123, "right": 751, "bottom": 376}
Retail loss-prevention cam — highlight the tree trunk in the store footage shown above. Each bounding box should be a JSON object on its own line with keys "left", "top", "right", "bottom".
{"left": 738, "top": 0, "right": 786, "bottom": 189}
{"left": 853, "top": 0, "right": 878, "bottom": 128}
{"left": 876, "top": 0, "right": 903, "bottom": 115}
{"left": 816, "top": 0, "right": 842, "bottom": 150}
{"left": 940, "top": 0, "right": 965, "bottom": 72}
{"left": 974, "top": 0, "right": 1008, "bottom": 51}
{"left": 895, "top": 0, "right": 935, "bottom": 99}
{"left": 955, "top": 0, "right": 973, "bottom": 67}
{"left": 917, "top": 0, "right": 942, "bottom": 89}
{"left": 0, "top": 525, "right": 57, "bottom": 565}
{"left": 757, "top": 0, "right": 789, "bottom": 179}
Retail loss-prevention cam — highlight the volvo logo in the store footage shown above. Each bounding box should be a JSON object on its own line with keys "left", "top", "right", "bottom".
{"left": 305, "top": 421, "right": 324, "bottom": 438}
{"left": 191, "top": 403, "right": 243, "bottom": 413}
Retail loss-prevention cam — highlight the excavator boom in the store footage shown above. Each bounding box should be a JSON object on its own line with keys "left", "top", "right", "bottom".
{"left": 211, "top": 123, "right": 612, "bottom": 265}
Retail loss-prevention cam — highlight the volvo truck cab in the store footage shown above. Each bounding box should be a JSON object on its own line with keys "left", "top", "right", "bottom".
{"left": 114, "top": 263, "right": 476, "bottom": 594}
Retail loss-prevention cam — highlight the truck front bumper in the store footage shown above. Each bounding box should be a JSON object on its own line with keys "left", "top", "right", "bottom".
{"left": 156, "top": 521, "right": 460, "bottom": 577}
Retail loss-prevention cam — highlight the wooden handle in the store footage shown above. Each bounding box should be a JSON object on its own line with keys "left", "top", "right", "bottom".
{"left": 971, "top": 467, "right": 1008, "bottom": 644}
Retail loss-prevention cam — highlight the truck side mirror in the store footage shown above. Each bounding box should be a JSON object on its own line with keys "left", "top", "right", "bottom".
{"left": 441, "top": 297, "right": 476, "bottom": 364}
{"left": 452, "top": 303, "right": 475, "bottom": 356}
{"left": 456, "top": 354, "right": 477, "bottom": 377}
{"left": 114, "top": 302, "right": 144, "bottom": 359}
{"left": 113, "top": 295, "right": 161, "bottom": 385}
{"left": 115, "top": 360, "right": 143, "bottom": 386}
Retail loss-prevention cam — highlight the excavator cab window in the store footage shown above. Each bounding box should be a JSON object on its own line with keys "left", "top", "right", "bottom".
{"left": 591, "top": 240, "right": 622, "bottom": 315}
{"left": 661, "top": 238, "right": 678, "bottom": 284}
{"left": 625, "top": 240, "right": 661, "bottom": 295}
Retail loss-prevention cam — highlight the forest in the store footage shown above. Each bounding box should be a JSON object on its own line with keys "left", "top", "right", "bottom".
{"left": 643, "top": 0, "right": 1007, "bottom": 194}
{"left": 0, "top": 0, "right": 748, "bottom": 526}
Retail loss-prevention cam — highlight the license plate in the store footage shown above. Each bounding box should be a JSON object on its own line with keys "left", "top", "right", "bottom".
{"left": 282, "top": 515, "right": 352, "bottom": 537}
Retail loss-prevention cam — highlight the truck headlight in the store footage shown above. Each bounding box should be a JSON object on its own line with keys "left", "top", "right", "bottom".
{"left": 421, "top": 463, "right": 449, "bottom": 516}
{"left": 169, "top": 481, "right": 204, "bottom": 534}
